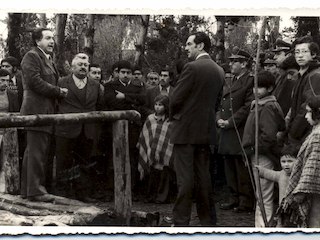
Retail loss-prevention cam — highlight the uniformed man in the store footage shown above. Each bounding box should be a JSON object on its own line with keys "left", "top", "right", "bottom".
{"left": 217, "top": 48, "right": 254, "bottom": 213}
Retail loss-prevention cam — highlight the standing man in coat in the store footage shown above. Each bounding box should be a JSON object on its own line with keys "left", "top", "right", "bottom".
{"left": 55, "top": 53, "right": 104, "bottom": 202}
{"left": 20, "top": 28, "right": 68, "bottom": 202}
{"left": 170, "top": 32, "right": 224, "bottom": 226}
{"left": 217, "top": 49, "right": 254, "bottom": 213}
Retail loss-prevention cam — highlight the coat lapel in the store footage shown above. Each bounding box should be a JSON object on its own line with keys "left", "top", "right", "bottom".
{"left": 85, "top": 79, "right": 95, "bottom": 106}
{"left": 35, "top": 47, "right": 58, "bottom": 76}
{"left": 67, "top": 76, "right": 83, "bottom": 104}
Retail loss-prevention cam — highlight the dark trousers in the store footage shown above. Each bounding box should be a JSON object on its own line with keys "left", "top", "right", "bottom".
{"left": 55, "top": 131, "right": 93, "bottom": 198}
{"left": 21, "top": 130, "right": 50, "bottom": 197}
{"left": 223, "top": 154, "right": 254, "bottom": 208}
{"left": 173, "top": 144, "right": 216, "bottom": 226}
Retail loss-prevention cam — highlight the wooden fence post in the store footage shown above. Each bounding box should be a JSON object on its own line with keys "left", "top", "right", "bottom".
{"left": 0, "top": 128, "right": 20, "bottom": 194}
{"left": 112, "top": 120, "right": 132, "bottom": 225}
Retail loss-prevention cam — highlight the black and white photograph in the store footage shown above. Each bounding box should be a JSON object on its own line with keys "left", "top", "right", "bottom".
{"left": 1, "top": 0, "right": 320, "bottom": 237}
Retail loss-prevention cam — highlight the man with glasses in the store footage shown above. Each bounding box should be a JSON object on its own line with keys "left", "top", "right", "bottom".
{"left": 284, "top": 36, "right": 320, "bottom": 152}
{"left": 217, "top": 48, "right": 254, "bottom": 213}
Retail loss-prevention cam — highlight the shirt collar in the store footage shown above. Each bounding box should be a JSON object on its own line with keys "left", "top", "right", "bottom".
{"left": 196, "top": 53, "right": 209, "bottom": 60}
{"left": 11, "top": 76, "right": 16, "bottom": 86}
{"left": 72, "top": 74, "right": 87, "bottom": 84}
{"left": 37, "top": 47, "right": 51, "bottom": 60}
{"left": 160, "top": 85, "right": 170, "bottom": 91}
{"left": 119, "top": 79, "right": 131, "bottom": 86}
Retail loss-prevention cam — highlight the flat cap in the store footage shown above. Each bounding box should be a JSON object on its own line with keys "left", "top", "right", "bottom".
{"left": 271, "top": 39, "right": 291, "bottom": 52}
{"left": 229, "top": 47, "right": 252, "bottom": 60}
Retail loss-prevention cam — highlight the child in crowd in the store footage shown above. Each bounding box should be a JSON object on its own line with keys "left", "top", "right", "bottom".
{"left": 255, "top": 146, "right": 297, "bottom": 227}
{"left": 279, "top": 96, "right": 320, "bottom": 228}
{"left": 137, "top": 94, "right": 175, "bottom": 203}
{"left": 242, "top": 70, "right": 285, "bottom": 227}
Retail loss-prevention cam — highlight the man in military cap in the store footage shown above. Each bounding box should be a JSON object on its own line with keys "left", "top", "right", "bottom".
{"left": 272, "top": 38, "right": 296, "bottom": 116}
{"left": 217, "top": 47, "right": 254, "bottom": 213}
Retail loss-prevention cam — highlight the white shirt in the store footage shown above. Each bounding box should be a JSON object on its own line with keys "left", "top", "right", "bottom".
{"left": 11, "top": 76, "right": 16, "bottom": 86}
{"left": 72, "top": 74, "right": 87, "bottom": 89}
{"left": 159, "top": 85, "right": 170, "bottom": 93}
{"left": 37, "top": 47, "right": 51, "bottom": 60}
{"left": 196, "top": 53, "right": 209, "bottom": 60}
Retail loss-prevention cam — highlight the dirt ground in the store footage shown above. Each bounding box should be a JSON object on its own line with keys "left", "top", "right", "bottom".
{"left": 96, "top": 186, "right": 254, "bottom": 227}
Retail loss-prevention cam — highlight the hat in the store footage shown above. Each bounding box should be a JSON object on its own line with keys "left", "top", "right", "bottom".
{"left": 228, "top": 47, "right": 252, "bottom": 60}
{"left": 271, "top": 39, "right": 291, "bottom": 53}
{"left": 263, "top": 58, "right": 277, "bottom": 65}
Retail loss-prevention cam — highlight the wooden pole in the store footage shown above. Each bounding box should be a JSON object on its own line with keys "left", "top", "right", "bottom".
{"left": 0, "top": 110, "right": 141, "bottom": 128}
{"left": 112, "top": 120, "right": 132, "bottom": 226}
{"left": 253, "top": 16, "right": 269, "bottom": 227}
{"left": 0, "top": 128, "right": 20, "bottom": 194}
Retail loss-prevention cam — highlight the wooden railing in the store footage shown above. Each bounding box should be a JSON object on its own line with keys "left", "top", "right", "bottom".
{"left": 0, "top": 110, "right": 140, "bottom": 225}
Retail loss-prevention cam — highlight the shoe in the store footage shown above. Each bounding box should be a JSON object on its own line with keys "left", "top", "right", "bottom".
{"left": 219, "top": 202, "right": 238, "bottom": 210}
{"left": 163, "top": 216, "right": 173, "bottom": 224}
{"left": 233, "top": 206, "right": 253, "bottom": 213}
{"left": 28, "top": 194, "right": 55, "bottom": 202}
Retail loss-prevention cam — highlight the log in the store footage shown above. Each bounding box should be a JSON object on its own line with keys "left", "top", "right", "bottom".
{"left": 0, "top": 110, "right": 141, "bottom": 128}
{"left": 112, "top": 120, "right": 132, "bottom": 225}
{"left": 1, "top": 128, "right": 19, "bottom": 194}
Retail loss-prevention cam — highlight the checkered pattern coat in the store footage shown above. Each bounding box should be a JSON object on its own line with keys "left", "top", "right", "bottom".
{"left": 279, "top": 124, "right": 320, "bottom": 227}
{"left": 137, "top": 113, "right": 174, "bottom": 180}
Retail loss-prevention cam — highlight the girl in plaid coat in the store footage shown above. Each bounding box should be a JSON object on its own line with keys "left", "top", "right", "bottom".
{"left": 137, "top": 94, "right": 175, "bottom": 203}
{"left": 279, "top": 95, "right": 320, "bottom": 227}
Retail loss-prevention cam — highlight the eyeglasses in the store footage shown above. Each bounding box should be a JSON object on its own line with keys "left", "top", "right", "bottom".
{"left": 149, "top": 77, "right": 158, "bottom": 80}
{"left": 294, "top": 50, "right": 310, "bottom": 55}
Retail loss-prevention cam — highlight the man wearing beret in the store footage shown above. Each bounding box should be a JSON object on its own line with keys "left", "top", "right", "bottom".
{"left": 217, "top": 47, "right": 254, "bottom": 213}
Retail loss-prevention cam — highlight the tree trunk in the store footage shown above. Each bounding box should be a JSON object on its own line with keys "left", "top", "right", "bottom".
{"left": 267, "top": 16, "right": 280, "bottom": 49}
{"left": 54, "top": 14, "right": 68, "bottom": 76}
{"left": 6, "top": 13, "right": 22, "bottom": 61}
{"left": 84, "top": 14, "right": 95, "bottom": 60}
{"left": 134, "top": 15, "right": 150, "bottom": 68}
{"left": 39, "top": 13, "right": 47, "bottom": 27}
{"left": 112, "top": 120, "right": 132, "bottom": 225}
{"left": 0, "top": 128, "right": 20, "bottom": 195}
{"left": 0, "top": 110, "right": 141, "bottom": 128}
{"left": 215, "top": 16, "right": 226, "bottom": 63}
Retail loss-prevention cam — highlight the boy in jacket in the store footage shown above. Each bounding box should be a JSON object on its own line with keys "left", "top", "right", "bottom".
{"left": 242, "top": 70, "right": 285, "bottom": 227}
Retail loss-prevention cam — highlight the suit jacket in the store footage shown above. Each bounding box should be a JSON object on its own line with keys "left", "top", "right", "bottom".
{"left": 103, "top": 79, "right": 146, "bottom": 112}
{"left": 145, "top": 85, "right": 173, "bottom": 112}
{"left": 273, "top": 70, "right": 295, "bottom": 116}
{"left": 169, "top": 55, "right": 224, "bottom": 145}
{"left": 55, "top": 74, "right": 104, "bottom": 139}
{"left": 20, "top": 47, "right": 61, "bottom": 133}
{"left": 14, "top": 70, "right": 24, "bottom": 110}
{"left": 288, "top": 62, "right": 320, "bottom": 144}
{"left": 217, "top": 70, "right": 254, "bottom": 155}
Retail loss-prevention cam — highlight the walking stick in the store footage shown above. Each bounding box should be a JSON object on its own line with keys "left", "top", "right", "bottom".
{"left": 253, "top": 16, "right": 269, "bottom": 227}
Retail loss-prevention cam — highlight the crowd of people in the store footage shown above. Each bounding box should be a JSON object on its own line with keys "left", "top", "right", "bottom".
{"left": 1, "top": 27, "right": 320, "bottom": 228}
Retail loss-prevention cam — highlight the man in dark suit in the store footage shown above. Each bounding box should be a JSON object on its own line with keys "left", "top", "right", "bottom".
{"left": 170, "top": 32, "right": 224, "bottom": 226}
{"left": 217, "top": 49, "right": 254, "bottom": 213}
{"left": 103, "top": 60, "right": 146, "bottom": 199}
{"left": 145, "top": 68, "right": 174, "bottom": 115}
{"left": 20, "top": 28, "right": 68, "bottom": 202}
{"left": 55, "top": 53, "right": 104, "bottom": 202}
{"left": 1, "top": 56, "right": 24, "bottom": 109}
